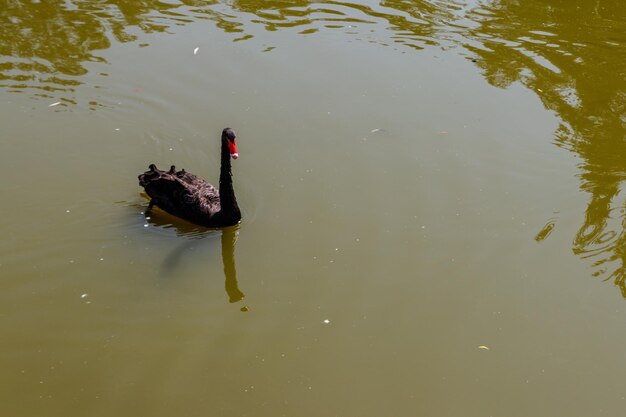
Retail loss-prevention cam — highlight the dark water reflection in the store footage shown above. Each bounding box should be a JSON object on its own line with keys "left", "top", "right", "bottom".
{"left": 145, "top": 210, "right": 245, "bottom": 305}
{"left": 463, "top": 0, "right": 626, "bottom": 296}
{"left": 1, "top": 0, "right": 198, "bottom": 99}
{"left": 3, "top": 0, "right": 626, "bottom": 295}
{"left": 0, "top": 0, "right": 464, "bottom": 98}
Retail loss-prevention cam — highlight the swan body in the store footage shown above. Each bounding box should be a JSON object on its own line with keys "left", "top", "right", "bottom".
{"left": 138, "top": 128, "right": 241, "bottom": 227}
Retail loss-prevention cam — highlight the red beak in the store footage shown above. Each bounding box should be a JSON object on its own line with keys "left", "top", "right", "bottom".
{"left": 228, "top": 138, "right": 238, "bottom": 159}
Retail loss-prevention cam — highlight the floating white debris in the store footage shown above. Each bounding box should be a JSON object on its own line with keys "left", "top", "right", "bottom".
{"left": 99, "top": 258, "right": 104, "bottom": 261}
{"left": 193, "top": 47, "right": 199, "bottom": 55}
{"left": 478, "top": 345, "right": 490, "bottom": 350}
{"left": 371, "top": 128, "right": 381, "bottom": 133}
{"left": 115, "top": 128, "right": 120, "bottom": 131}
{"left": 323, "top": 319, "right": 330, "bottom": 324}
{"left": 66, "top": 210, "right": 70, "bottom": 213}
{"left": 81, "top": 294, "right": 88, "bottom": 299}
{"left": 143, "top": 224, "right": 149, "bottom": 228}
{"left": 48, "top": 101, "right": 61, "bottom": 107}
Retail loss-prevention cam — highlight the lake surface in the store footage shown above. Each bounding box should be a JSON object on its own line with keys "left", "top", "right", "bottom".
{"left": 2, "top": 1, "right": 626, "bottom": 416}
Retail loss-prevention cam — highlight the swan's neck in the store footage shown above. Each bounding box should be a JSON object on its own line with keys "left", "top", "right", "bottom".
{"left": 219, "top": 141, "right": 240, "bottom": 220}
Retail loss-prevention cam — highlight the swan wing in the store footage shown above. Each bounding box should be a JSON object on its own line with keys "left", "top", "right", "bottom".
{"left": 139, "top": 166, "right": 220, "bottom": 223}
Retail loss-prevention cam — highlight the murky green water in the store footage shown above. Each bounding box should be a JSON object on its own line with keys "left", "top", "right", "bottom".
{"left": 2, "top": 1, "right": 626, "bottom": 416}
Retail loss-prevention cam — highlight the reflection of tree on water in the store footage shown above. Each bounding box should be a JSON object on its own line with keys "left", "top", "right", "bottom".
{"left": 0, "top": 0, "right": 169, "bottom": 99}
{"left": 146, "top": 210, "right": 245, "bottom": 305}
{"left": 0, "top": 0, "right": 214, "bottom": 99}
{"left": 463, "top": 0, "right": 626, "bottom": 296}
{"left": 1, "top": 0, "right": 106, "bottom": 96}
{"left": 229, "top": 0, "right": 462, "bottom": 49}
{"left": 0, "top": 0, "right": 466, "bottom": 99}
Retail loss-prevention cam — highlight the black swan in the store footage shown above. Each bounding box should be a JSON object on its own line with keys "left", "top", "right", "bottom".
{"left": 138, "top": 127, "right": 241, "bottom": 227}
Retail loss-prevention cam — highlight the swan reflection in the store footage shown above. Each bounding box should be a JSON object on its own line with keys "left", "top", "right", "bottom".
{"left": 143, "top": 210, "right": 245, "bottom": 305}
{"left": 220, "top": 225, "right": 245, "bottom": 303}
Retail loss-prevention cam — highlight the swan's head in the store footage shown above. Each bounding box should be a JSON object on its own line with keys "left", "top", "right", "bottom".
{"left": 223, "top": 127, "right": 238, "bottom": 159}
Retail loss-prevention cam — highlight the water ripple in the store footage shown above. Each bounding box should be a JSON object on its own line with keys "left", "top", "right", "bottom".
{"left": 0, "top": 0, "right": 471, "bottom": 100}
{"left": 3, "top": 0, "right": 626, "bottom": 297}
